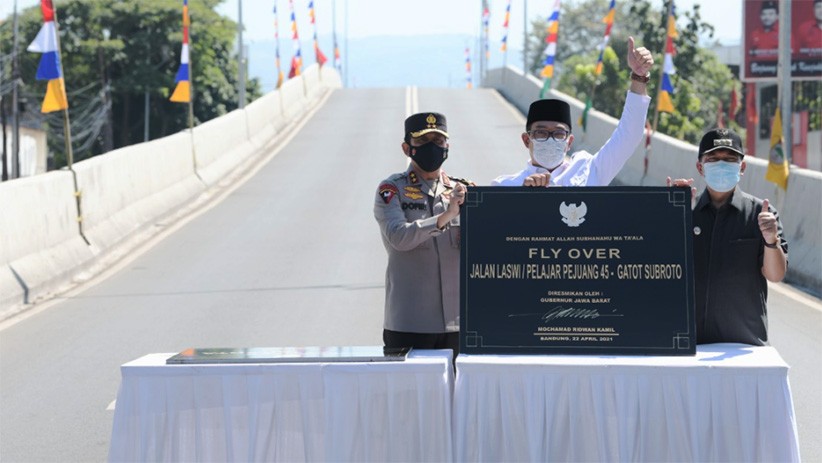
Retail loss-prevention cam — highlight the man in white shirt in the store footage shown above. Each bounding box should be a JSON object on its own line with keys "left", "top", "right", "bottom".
{"left": 491, "top": 37, "right": 654, "bottom": 187}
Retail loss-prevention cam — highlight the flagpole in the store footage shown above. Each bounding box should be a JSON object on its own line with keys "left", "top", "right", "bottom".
{"left": 651, "top": 0, "right": 673, "bottom": 135}
{"left": 51, "top": 4, "right": 88, "bottom": 244}
{"left": 188, "top": 20, "right": 197, "bottom": 175}
{"left": 11, "top": 0, "right": 20, "bottom": 179}
{"left": 778, "top": 0, "right": 792, "bottom": 164}
{"left": 522, "top": 0, "right": 528, "bottom": 76}
{"left": 238, "top": 0, "right": 246, "bottom": 109}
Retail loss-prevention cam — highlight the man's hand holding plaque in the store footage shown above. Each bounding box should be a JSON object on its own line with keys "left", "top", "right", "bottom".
{"left": 523, "top": 172, "right": 551, "bottom": 187}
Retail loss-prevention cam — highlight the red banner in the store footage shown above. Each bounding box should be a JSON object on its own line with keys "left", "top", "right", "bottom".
{"left": 742, "top": 0, "right": 822, "bottom": 81}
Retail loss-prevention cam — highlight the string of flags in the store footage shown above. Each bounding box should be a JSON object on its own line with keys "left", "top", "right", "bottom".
{"left": 500, "top": 0, "right": 511, "bottom": 52}
{"left": 26, "top": 0, "right": 69, "bottom": 112}
{"left": 580, "top": 0, "right": 615, "bottom": 131}
{"left": 308, "top": 1, "right": 327, "bottom": 67}
{"left": 169, "top": 0, "right": 191, "bottom": 103}
{"left": 539, "top": 0, "right": 561, "bottom": 98}
{"left": 482, "top": 2, "right": 490, "bottom": 61}
{"left": 273, "top": 4, "right": 284, "bottom": 88}
{"left": 465, "top": 47, "right": 473, "bottom": 89}
{"left": 288, "top": 0, "right": 302, "bottom": 78}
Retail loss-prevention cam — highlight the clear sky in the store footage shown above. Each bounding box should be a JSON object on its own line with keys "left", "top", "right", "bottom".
{"left": 3, "top": 0, "right": 744, "bottom": 46}
{"left": 2, "top": 0, "right": 744, "bottom": 90}
{"left": 213, "top": 0, "right": 743, "bottom": 47}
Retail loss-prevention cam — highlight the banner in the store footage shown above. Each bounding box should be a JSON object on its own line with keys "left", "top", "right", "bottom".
{"left": 742, "top": 0, "right": 822, "bottom": 81}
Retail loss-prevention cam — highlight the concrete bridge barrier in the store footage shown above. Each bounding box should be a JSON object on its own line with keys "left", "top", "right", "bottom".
{"left": 0, "top": 172, "right": 96, "bottom": 316}
{"left": 0, "top": 64, "right": 341, "bottom": 320}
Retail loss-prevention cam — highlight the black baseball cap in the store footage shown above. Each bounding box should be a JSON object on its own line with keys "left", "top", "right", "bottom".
{"left": 698, "top": 128, "right": 745, "bottom": 159}
{"left": 526, "top": 99, "right": 572, "bottom": 131}
{"left": 405, "top": 112, "right": 448, "bottom": 141}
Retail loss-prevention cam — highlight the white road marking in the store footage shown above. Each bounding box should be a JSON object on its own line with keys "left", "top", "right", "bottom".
{"left": 106, "top": 400, "right": 116, "bottom": 411}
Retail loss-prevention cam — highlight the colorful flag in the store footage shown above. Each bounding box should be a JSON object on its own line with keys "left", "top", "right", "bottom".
{"left": 657, "top": 1, "right": 677, "bottom": 113}
{"left": 716, "top": 99, "right": 725, "bottom": 128}
{"left": 308, "top": 1, "right": 327, "bottom": 67}
{"left": 500, "top": 0, "right": 511, "bottom": 52}
{"left": 745, "top": 82, "right": 758, "bottom": 155}
{"left": 482, "top": 2, "right": 490, "bottom": 60}
{"left": 580, "top": 97, "right": 592, "bottom": 131}
{"left": 581, "top": 0, "right": 615, "bottom": 130}
{"left": 765, "top": 107, "right": 789, "bottom": 189}
{"left": 539, "top": 0, "right": 561, "bottom": 98}
{"left": 465, "top": 47, "right": 473, "bottom": 89}
{"left": 288, "top": 0, "right": 302, "bottom": 78}
{"left": 729, "top": 85, "right": 739, "bottom": 121}
{"left": 273, "top": 4, "right": 284, "bottom": 88}
{"left": 334, "top": 40, "right": 341, "bottom": 71}
{"left": 169, "top": 0, "right": 191, "bottom": 103}
{"left": 27, "top": 0, "right": 68, "bottom": 112}
{"left": 594, "top": 0, "right": 615, "bottom": 77}
{"left": 333, "top": 5, "right": 342, "bottom": 73}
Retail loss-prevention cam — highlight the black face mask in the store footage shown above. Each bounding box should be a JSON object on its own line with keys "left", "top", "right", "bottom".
{"left": 410, "top": 141, "right": 448, "bottom": 172}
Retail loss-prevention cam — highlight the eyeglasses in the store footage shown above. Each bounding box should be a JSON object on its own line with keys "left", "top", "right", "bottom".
{"left": 527, "top": 129, "right": 570, "bottom": 142}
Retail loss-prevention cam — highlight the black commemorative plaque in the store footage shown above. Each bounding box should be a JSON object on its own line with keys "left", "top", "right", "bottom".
{"left": 460, "top": 187, "right": 695, "bottom": 356}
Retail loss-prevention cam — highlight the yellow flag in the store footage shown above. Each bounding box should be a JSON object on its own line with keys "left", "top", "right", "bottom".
{"left": 169, "top": 81, "right": 190, "bottom": 103}
{"left": 765, "top": 107, "right": 789, "bottom": 190}
{"left": 41, "top": 78, "right": 69, "bottom": 113}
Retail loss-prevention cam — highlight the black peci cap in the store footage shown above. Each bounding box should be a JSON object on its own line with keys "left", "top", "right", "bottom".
{"left": 405, "top": 112, "right": 448, "bottom": 141}
{"left": 761, "top": 0, "right": 778, "bottom": 12}
{"left": 698, "top": 128, "right": 745, "bottom": 158}
{"left": 526, "top": 99, "right": 572, "bottom": 131}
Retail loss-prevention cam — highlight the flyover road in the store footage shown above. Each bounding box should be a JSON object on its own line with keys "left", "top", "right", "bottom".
{"left": 1, "top": 87, "right": 820, "bottom": 462}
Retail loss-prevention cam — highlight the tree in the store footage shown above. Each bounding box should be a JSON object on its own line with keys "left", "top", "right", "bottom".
{"left": 526, "top": 0, "right": 735, "bottom": 144}
{"left": 0, "top": 0, "right": 261, "bottom": 168}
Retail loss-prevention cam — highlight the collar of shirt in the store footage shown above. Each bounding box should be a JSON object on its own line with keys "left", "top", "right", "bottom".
{"left": 524, "top": 159, "right": 571, "bottom": 184}
{"left": 696, "top": 186, "right": 744, "bottom": 211}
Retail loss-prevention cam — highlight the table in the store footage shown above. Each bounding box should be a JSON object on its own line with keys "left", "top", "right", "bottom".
{"left": 108, "top": 350, "right": 453, "bottom": 462}
{"left": 453, "top": 344, "right": 800, "bottom": 462}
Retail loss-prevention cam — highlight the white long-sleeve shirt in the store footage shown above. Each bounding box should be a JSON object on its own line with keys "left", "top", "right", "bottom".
{"left": 491, "top": 91, "right": 651, "bottom": 187}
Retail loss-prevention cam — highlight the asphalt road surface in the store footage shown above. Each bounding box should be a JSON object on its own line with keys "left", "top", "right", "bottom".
{"left": 1, "top": 87, "right": 819, "bottom": 462}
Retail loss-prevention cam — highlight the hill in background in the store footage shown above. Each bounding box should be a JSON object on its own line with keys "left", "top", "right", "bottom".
{"left": 248, "top": 34, "right": 525, "bottom": 92}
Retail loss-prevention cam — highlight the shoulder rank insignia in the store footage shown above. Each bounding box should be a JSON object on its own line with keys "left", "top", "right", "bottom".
{"left": 408, "top": 171, "right": 419, "bottom": 185}
{"left": 379, "top": 183, "right": 399, "bottom": 204}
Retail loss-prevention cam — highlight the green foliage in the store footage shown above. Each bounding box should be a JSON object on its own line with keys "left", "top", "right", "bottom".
{"left": 1, "top": 0, "right": 261, "bottom": 167}
{"left": 794, "top": 81, "right": 821, "bottom": 131}
{"left": 528, "top": 0, "right": 736, "bottom": 144}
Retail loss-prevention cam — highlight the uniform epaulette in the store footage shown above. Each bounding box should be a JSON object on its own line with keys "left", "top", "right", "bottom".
{"left": 448, "top": 176, "right": 476, "bottom": 187}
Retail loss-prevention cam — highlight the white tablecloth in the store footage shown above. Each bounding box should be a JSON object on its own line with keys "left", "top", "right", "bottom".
{"left": 454, "top": 343, "right": 800, "bottom": 462}
{"left": 108, "top": 350, "right": 453, "bottom": 462}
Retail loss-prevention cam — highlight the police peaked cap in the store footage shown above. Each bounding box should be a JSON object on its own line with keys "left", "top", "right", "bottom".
{"left": 405, "top": 112, "right": 449, "bottom": 141}
{"left": 527, "top": 99, "right": 572, "bottom": 131}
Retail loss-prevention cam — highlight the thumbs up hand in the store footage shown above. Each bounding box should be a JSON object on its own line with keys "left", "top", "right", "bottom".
{"left": 627, "top": 36, "right": 653, "bottom": 77}
{"left": 758, "top": 199, "right": 779, "bottom": 246}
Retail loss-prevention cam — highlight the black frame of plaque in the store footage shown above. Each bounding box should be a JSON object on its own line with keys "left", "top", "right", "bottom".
{"left": 459, "top": 187, "right": 695, "bottom": 356}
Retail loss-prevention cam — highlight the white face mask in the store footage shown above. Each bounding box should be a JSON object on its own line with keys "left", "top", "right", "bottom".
{"left": 532, "top": 138, "right": 567, "bottom": 169}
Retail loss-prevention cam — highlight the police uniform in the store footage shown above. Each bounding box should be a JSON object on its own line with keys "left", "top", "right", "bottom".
{"left": 373, "top": 112, "right": 472, "bottom": 351}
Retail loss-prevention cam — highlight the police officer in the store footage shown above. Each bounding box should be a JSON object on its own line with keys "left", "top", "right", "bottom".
{"left": 374, "top": 112, "right": 472, "bottom": 355}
